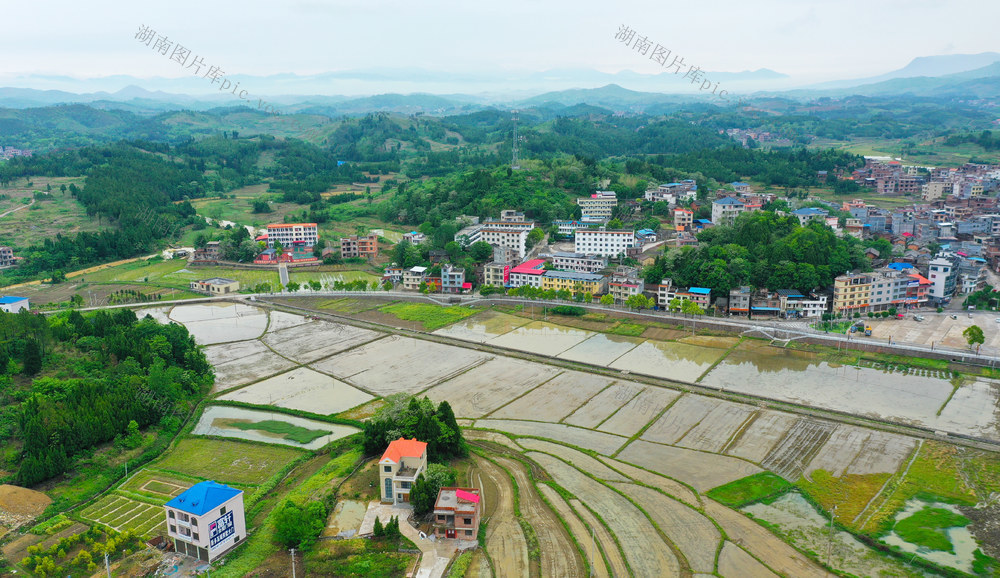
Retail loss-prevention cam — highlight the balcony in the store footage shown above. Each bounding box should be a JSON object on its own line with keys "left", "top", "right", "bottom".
{"left": 396, "top": 466, "right": 419, "bottom": 479}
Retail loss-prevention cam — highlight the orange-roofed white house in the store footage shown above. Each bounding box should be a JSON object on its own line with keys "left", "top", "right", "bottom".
{"left": 432, "top": 487, "right": 482, "bottom": 540}
{"left": 379, "top": 437, "right": 428, "bottom": 504}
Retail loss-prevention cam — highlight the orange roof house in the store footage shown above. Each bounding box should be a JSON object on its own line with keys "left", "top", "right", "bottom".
{"left": 379, "top": 438, "right": 428, "bottom": 504}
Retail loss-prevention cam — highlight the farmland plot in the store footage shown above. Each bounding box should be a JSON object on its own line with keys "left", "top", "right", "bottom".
{"left": 570, "top": 498, "right": 629, "bottom": 578}
{"left": 537, "top": 485, "right": 610, "bottom": 578}
{"left": 612, "top": 482, "right": 720, "bottom": 574}
{"left": 192, "top": 405, "right": 359, "bottom": 449}
{"left": 494, "top": 456, "right": 586, "bottom": 578}
{"left": 562, "top": 380, "right": 640, "bottom": 428}
{"left": 804, "top": 425, "right": 870, "bottom": 479}
{"left": 598, "top": 457, "right": 699, "bottom": 507}
{"left": 475, "top": 420, "right": 628, "bottom": 456}
{"left": 262, "top": 321, "right": 382, "bottom": 363}
{"left": 598, "top": 386, "right": 680, "bottom": 437}
{"left": 724, "top": 410, "right": 797, "bottom": 463}
{"left": 717, "top": 541, "right": 779, "bottom": 578}
{"left": 312, "top": 335, "right": 492, "bottom": 396}
{"left": 487, "top": 320, "right": 594, "bottom": 357}
{"left": 424, "top": 357, "right": 560, "bottom": 418}
{"left": 527, "top": 452, "right": 681, "bottom": 576}
{"left": 431, "top": 310, "right": 528, "bottom": 342}
{"left": 557, "top": 333, "right": 644, "bottom": 367}
{"left": 704, "top": 500, "right": 832, "bottom": 578}
{"left": 640, "top": 394, "right": 721, "bottom": 445}
{"left": 516, "top": 439, "right": 627, "bottom": 481}
{"left": 203, "top": 339, "right": 271, "bottom": 366}
{"left": 846, "top": 430, "right": 917, "bottom": 475}
{"left": 761, "top": 418, "right": 837, "bottom": 481}
{"left": 218, "top": 367, "right": 374, "bottom": 415}
{"left": 266, "top": 310, "right": 310, "bottom": 333}
{"left": 609, "top": 339, "right": 724, "bottom": 383}
{"left": 489, "top": 370, "right": 614, "bottom": 422}
{"left": 463, "top": 430, "right": 524, "bottom": 451}
{"left": 154, "top": 438, "right": 304, "bottom": 486}
{"left": 211, "top": 348, "right": 297, "bottom": 393}
{"left": 475, "top": 455, "right": 529, "bottom": 578}
{"left": 675, "top": 400, "right": 757, "bottom": 453}
{"left": 617, "top": 440, "right": 761, "bottom": 493}
{"left": 81, "top": 495, "right": 164, "bottom": 537}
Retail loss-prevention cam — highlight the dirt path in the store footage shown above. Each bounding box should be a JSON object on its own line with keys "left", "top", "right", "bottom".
{"left": 474, "top": 455, "right": 530, "bottom": 578}
{"left": 494, "top": 456, "right": 586, "bottom": 578}
{"left": 0, "top": 198, "right": 33, "bottom": 218}
{"left": 0, "top": 253, "right": 158, "bottom": 291}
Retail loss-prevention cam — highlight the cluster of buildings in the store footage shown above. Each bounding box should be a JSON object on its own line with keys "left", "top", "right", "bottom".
{"left": 0, "top": 146, "right": 31, "bottom": 160}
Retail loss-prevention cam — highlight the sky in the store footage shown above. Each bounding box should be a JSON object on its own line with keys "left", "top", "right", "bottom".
{"left": 2, "top": 0, "right": 999, "bottom": 94}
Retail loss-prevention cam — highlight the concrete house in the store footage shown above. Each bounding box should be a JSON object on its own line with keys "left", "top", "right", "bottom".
{"left": 165, "top": 481, "right": 246, "bottom": 563}
{"left": 0, "top": 296, "right": 29, "bottom": 313}
{"left": 379, "top": 437, "right": 428, "bottom": 504}
{"left": 432, "top": 487, "right": 482, "bottom": 540}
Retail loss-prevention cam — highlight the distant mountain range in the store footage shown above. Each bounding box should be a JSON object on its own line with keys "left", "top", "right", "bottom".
{"left": 0, "top": 53, "right": 998, "bottom": 115}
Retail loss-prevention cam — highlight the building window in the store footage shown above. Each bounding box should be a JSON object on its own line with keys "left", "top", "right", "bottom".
{"left": 168, "top": 511, "right": 175, "bottom": 519}
{"left": 465, "top": 530, "right": 473, "bottom": 536}
{"left": 170, "top": 525, "right": 176, "bottom": 533}
{"left": 235, "top": 535, "right": 240, "bottom": 543}
{"left": 384, "top": 465, "right": 392, "bottom": 473}
{"left": 220, "top": 507, "right": 227, "bottom": 516}
{"left": 193, "top": 533, "right": 200, "bottom": 541}
{"left": 192, "top": 519, "right": 198, "bottom": 527}
{"left": 464, "top": 518, "right": 472, "bottom": 524}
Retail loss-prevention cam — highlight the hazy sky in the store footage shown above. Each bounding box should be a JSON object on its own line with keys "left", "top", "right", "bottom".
{"left": 2, "top": 0, "right": 998, "bottom": 91}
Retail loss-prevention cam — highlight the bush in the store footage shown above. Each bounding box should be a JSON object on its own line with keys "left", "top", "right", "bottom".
{"left": 548, "top": 305, "right": 585, "bottom": 316}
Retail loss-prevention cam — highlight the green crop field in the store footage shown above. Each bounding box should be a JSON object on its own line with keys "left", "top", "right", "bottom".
{"left": 230, "top": 420, "right": 330, "bottom": 444}
{"left": 152, "top": 438, "right": 305, "bottom": 486}
{"left": 707, "top": 472, "right": 791, "bottom": 507}
{"left": 378, "top": 302, "right": 479, "bottom": 331}
{"left": 80, "top": 494, "right": 165, "bottom": 537}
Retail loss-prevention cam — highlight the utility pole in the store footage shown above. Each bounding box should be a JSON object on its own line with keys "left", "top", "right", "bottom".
{"left": 290, "top": 548, "right": 297, "bottom": 578}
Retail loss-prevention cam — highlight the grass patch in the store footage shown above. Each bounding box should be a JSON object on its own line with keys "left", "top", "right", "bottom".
{"left": 707, "top": 472, "right": 791, "bottom": 507}
{"left": 152, "top": 438, "right": 305, "bottom": 486}
{"left": 229, "top": 420, "right": 330, "bottom": 444}
{"left": 893, "top": 507, "right": 969, "bottom": 552}
{"left": 304, "top": 538, "right": 415, "bottom": 577}
{"left": 798, "top": 470, "right": 892, "bottom": 528}
{"left": 378, "top": 302, "right": 478, "bottom": 331}
{"left": 448, "top": 551, "right": 473, "bottom": 577}
{"left": 320, "top": 297, "right": 386, "bottom": 313}
{"left": 607, "top": 322, "right": 646, "bottom": 337}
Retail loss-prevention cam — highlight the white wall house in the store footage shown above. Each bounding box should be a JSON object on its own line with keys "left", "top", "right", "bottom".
{"left": 165, "top": 481, "right": 246, "bottom": 563}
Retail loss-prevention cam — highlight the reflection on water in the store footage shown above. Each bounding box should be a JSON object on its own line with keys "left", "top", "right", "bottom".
{"left": 433, "top": 311, "right": 529, "bottom": 342}
{"left": 488, "top": 320, "right": 593, "bottom": 356}
{"left": 882, "top": 499, "right": 978, "bottom": 574}
{"left": 558, "top": 333, "right": 644, "bottom": 366}
{"left": 610, "top": 340, "right": 725, "bottom": 382}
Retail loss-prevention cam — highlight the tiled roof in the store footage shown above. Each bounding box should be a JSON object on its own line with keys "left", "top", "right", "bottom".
{"left": 381, "top": 438, "right": 427, "bottom": 463}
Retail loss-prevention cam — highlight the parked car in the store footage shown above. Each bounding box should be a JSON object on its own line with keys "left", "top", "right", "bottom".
{"left": 914, "top": 315, "right": 925, "bottom": 322}
{"left": 951, "top": 314, "right": 958, "bottom": 320}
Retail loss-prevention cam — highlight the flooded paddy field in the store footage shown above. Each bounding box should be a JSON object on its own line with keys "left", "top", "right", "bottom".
{"left": 489, "top": 370, "right": 618, "bottom": 422}
{"left": 486, "top": 320, "right": 594, "bottom": 356}
{"left": 170, "top": 303, "right": 268, "bottom": 344}
{"left": 617, "top": 440, "right": 762, "bottom": 493}
{"left": 556, "top": 333, "right": 645, "bottom": 366}
{"left": 562, "top": 380, "right": 640, "bottom": 428}
{"left": 261, "top": 320, "right": 382, "bottom": 363}
{"left": 431, "top": 310, "right": 530, "bottom": 342}
{"left": 597, "top": 386, "right": 680, "bottom": 437}
{"left": 218, "top": 367, "right": 374, "bottom": 415}
{"left": 424, "top": 357, "right": 561, "bottom": 418}
{"left": 191, "top": 405, "right": 359, "bottom": 450}
{"left": 609, "top": 339, "right": 726, "bottom": 382}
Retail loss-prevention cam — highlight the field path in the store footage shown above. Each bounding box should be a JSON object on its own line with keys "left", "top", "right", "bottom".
{"left": 494, "top": 456, "right": 586, "bottom": 578}
{"left": 475, "top": 455, "right": 530, "bottom": 578}
{"left": 0, "top": 198, "right": 33, "bottom": 218}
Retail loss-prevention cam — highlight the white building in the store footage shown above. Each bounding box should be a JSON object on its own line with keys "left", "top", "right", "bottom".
{"left": 402, "top": 266, "right": 428, "bottom": 290}
{"left": 265, "top": 223, "right": 318, "bottom": 248}
{"left": 711, "top": 197, "right": 745, "bottom": 226}
{"left": 379, "top": 438, "right": 428, "bottom": 505}
{"left": 927, "top": 256, "right": 957, "bottom": 303}
{"left": 165, "top": 481, "right": 246, "bottom": 563}
{"left": 551, "top": 252, "right": 608, "bottom": 273}
{"left": 574, "top": 229, "right": 636, "bottom": 258}
{"left": 0, "top": 296, "right": 29, "bottom": 313}
{"left": 479, "top": 228, "right": 529, "bottom": 259}
{"left": 577, "top": 191, "right": 617, "bottom": 222}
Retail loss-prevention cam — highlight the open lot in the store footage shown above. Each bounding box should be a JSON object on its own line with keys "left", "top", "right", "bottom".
{"left": 424, "top": 357, "right": 560, "bottom": 418}
{"left": 312, "top": 335, "right": 492, "bottom": 396}
{"left": 192, "top": 405, "right": 360, "bottom": 449}
{"left": 152, "top": 438, "right": 305, "bottom": 486}
{"left": 219, "top": 367, "right": 374, "bottom": 415}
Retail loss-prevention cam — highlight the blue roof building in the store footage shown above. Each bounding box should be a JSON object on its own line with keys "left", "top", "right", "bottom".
{"left": 165, "top": 481, "right": 246, "bottom": 563}
{"left": 0, "top": 296, "right": 29, "bottom": 313}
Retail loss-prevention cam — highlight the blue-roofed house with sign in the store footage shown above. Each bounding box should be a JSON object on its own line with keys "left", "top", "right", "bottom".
{"left": 164, "top": 481, "right": 246, "bottom": 562}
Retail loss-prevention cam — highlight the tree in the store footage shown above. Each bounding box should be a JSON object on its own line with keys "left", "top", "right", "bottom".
{"left": 681, "top": 300, "right": 704, "bottom": 315}
{"left": 964, "top": 325, "right": 985, "bottom": 353}
{"left": 608, "top": 218, "right": 624, "bottom": 229}
{"left": 410, "top": 464, "right": 456, "bottom": 516}
{"left": 124, "top": 420, "right": 142, "bottom": 449}
{"left": 470, "top": 241, "right": 494, "bottom": 262}
{"left": 526, "top": 227, "right": 545, "bottom": 249}
{"left": 600, "top": 294, "right": 614, "bottom": 306}
{"left": 274, "top": 500, "right": 327, "bottom": 548}
{"left": 22, "top": 339, "right": 43, "bottom": 375}
{"left": 373, "top": 516, "right": 385, "bottom": 538}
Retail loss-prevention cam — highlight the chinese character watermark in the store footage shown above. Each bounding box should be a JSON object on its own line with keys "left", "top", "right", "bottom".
{"left": 614, "top": 25, "right": 751, "bottom": 111}
{"left": 134, "top": 25, "right": 280, "bottom": 116}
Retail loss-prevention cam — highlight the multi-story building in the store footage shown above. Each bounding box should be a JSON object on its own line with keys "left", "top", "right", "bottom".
{"left": 403, "top": 231, "right": 427, "bottom": 245}
{"left": 608, "top": 266, "right": 644, "bottom": 303}
{"left": 189, "top": 278, "right": 240, "bottom": 295}
{"left": 479, "top": 228, "right": 529, "bottom": 259}
{"left": 833, "top": 272, "right": 874, "bottom": 313}
{"left": 265, "top": 223, "right": 318, "bottom": 249}
{"left": 574, "top": 229, "right": 636, "bottom": 258}
{"left": 776, "top": 290, "right": 829, "bottom": 318}
{"left": 541, "top": 270, "right": 605, "bottom": 295}
{"left": 711, "top": 197, "right": 745, "bottom": 226}
{"left": 552, "top": 220, "right": 589, "bottom": 237}
{"left": 577, "top": 191, "right": 617, "bottom": 222}
{"left": 0, "top": 246, "right": 14, "bottom": 267}
{"left": 868, "top": 268, "right": 912, "bottom": 312}
{"left": 923, "top": 182, "right": 952, "bottom": 201}
{"left": 551, "top": 252, "right": 608, "bottom": 273}
{"left": 508, "top": 259, "right": 546, "bottom": 289}
{"left": 441, "top": 264, "right": 468, "bottom": 294}
{"left": 340, "top": 234, "right": 379, "bottom": 259}
{"left": 500, "top": 210, "right": 525, "bottom": 222}
{"left": 165, "top": 481, "right": 246, "bottom": 563}
{"left": 731, "top": 181, "right": 751, "bottom": 194}
{"left": 432, "top": 487, "right": 481, "bottom": 540}
{"left": 791, "top": 207, "right": 829, "bottom": 226}
{"left": 927, "top": 256, "right": 958, "bottom": 304}
{"left": 379, "top": 438, "right": 428, "bottom": 505}
{"left": 402, "top": 266, "right": 428, "bottom": 291}
{"left": 193, "top": 241, "right": 221, "bottom": 262}
{"left": 483, "top": 262, "right": 510, "bottom": 288}
{"left": 673, "top": 208, "right": 694, "bottom": 231}
{"left": 657, "top": 279, "right": 711, "bottom": 309}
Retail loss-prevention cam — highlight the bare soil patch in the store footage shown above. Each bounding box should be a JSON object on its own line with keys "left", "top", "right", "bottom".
{"left": 0, "top": 484, "right": 51, "bottom": 516}
{"left": 489, "top": 370, "right": 613, "bottom": 423}
{"left": 717, "top": 540, "right": 779, "bottom": 577}
{"left": 474, "top": 455, "right": 530, "bottom": 578}
{"left": 537, "top": 484, "right": 610, "bottom": 578}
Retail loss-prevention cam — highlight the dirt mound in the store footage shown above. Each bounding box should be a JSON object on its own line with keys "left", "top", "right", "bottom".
{"left": 0, "top": 484, "right": 52, "bottom": 517}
